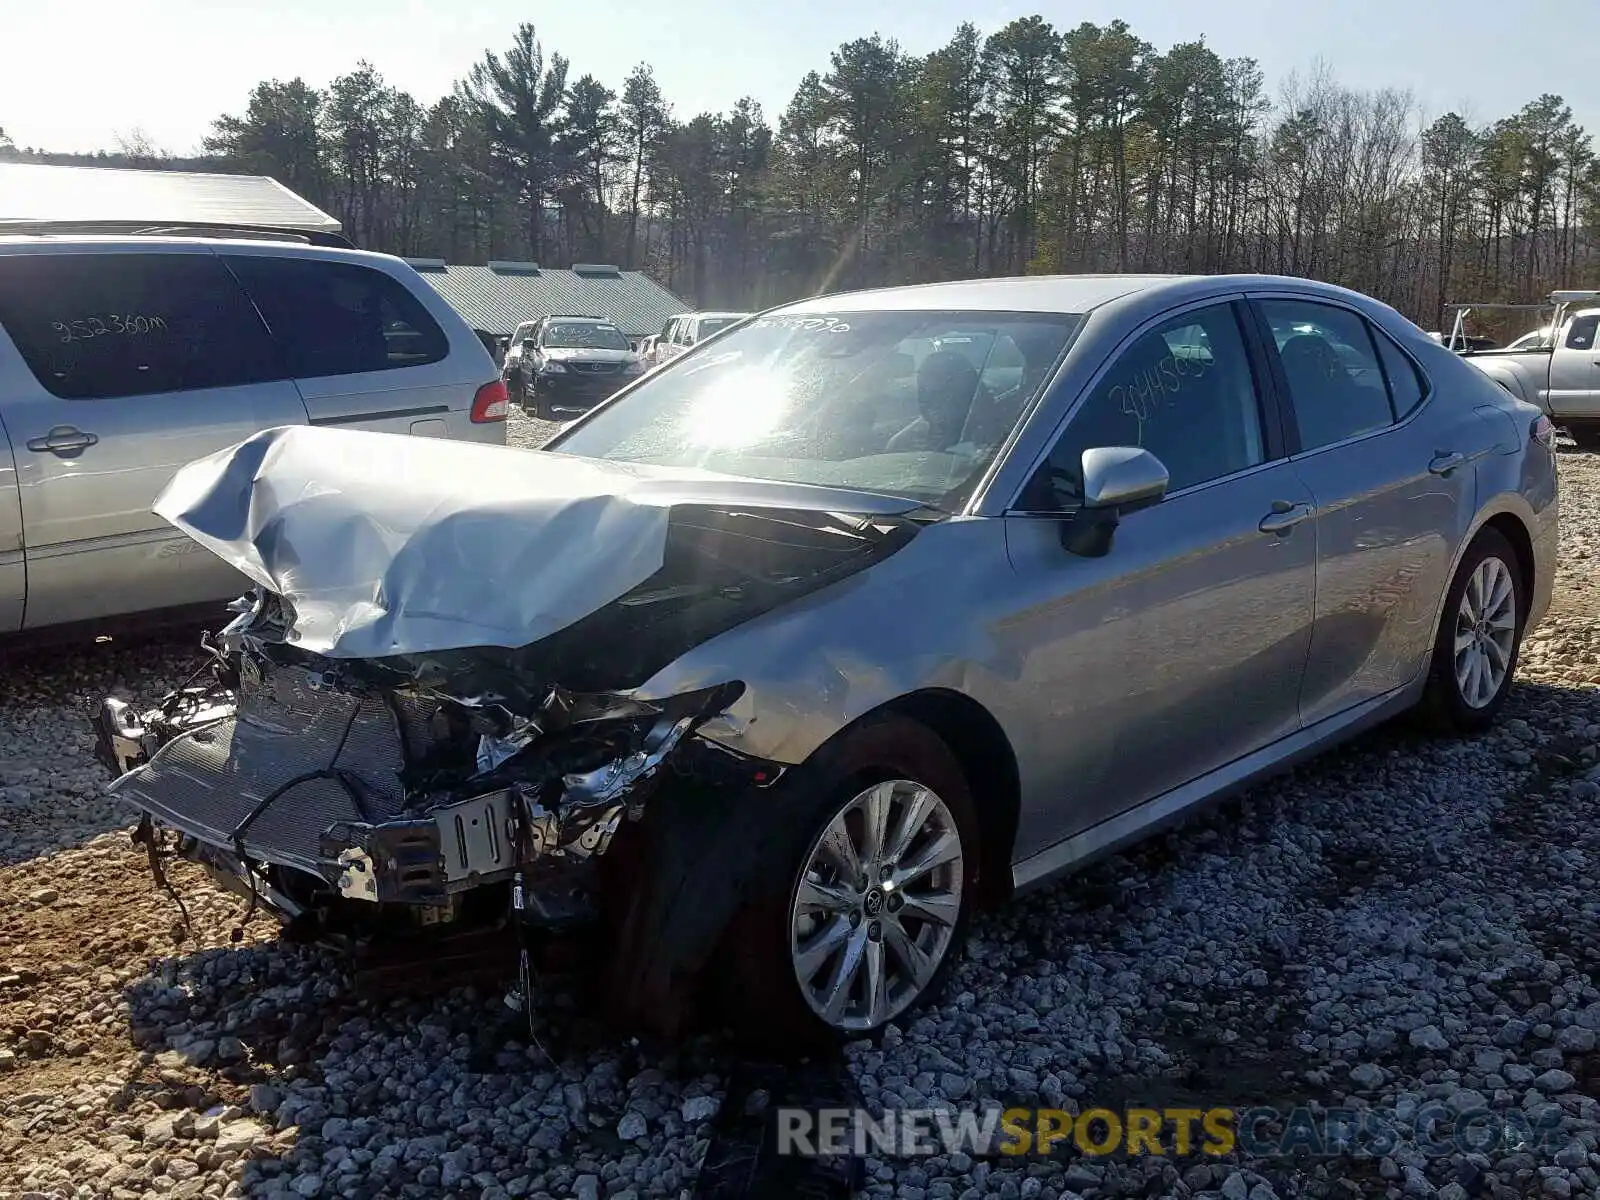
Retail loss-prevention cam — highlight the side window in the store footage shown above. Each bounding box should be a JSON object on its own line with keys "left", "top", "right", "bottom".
{"left": 222, "top": 255, "right": 449, "bottom": 378}
{"left": 1371, "top": 327, "right": 1427, "bottom": 419}
{"left": 1259, "top": 299, "right": 1394, "bottom": 451}
{"left": 1025, "top": 302, "right": 1266, "bottom": 507}
{"left": 1566, "top": 314, "right": 1598, "bottom": 350}
{"left": 0, "top": 252, "right": 282, "bottom": 400}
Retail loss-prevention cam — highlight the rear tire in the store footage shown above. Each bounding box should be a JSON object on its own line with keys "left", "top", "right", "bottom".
{"left": 1419, "top": 527, "right": 1525, "bottom": 733}
{"left": 1567, "top": 424, "right": 1600, "bottom": 451}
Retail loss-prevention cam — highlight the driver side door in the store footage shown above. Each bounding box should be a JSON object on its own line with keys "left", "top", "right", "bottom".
{"left": 999, "top": 299, "right": 1319, "bottom": 857}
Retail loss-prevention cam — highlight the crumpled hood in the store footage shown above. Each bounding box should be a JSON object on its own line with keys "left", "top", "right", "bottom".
{"left": 152, "top": 424, "right": 922, "bottom": 660}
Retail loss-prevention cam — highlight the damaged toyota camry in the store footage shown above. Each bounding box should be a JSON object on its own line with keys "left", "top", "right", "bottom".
{"left": 96, "top": 274, "right": 1558, "bottom": 1045}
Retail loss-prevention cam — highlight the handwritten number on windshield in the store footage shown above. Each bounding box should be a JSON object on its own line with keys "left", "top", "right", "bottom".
{"left": 52, "top": 314, "right": 168, "bottom": 342}
{"left": 752, "top": 314, "right": 852, "bottom": 333}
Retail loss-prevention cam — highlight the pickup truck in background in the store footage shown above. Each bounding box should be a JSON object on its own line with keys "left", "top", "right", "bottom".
{"left": 1461, "top": 290, "right": 1600, "bottom": 447}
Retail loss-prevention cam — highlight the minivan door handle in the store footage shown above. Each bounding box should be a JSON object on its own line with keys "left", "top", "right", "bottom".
{"left": 1259, "top": 499, "right": 1314, "bottom": 535}
{"left": 26, "top": 426, "right": 99, "bottom": 457}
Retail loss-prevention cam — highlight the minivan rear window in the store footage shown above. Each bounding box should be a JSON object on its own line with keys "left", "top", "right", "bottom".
{"left": 223, "top": 255, "right": 449, "bottom": 378}
{"left": 0, "top": 252, "right": 282, "bottom": 400}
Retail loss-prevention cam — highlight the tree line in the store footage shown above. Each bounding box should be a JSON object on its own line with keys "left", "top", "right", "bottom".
{"left": 4, "top": 18, "right": 1598, "bottom": 333}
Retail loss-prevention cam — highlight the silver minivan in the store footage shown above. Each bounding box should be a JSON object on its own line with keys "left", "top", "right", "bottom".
{"left": 0, "top": 235, "right": 508, "bottom": 635}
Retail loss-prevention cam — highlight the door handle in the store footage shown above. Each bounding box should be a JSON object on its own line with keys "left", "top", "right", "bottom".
{"left": 26, "top": 425, "right": 99, "bottom": 456}
{"left": 1259, "top": 499, "right": 1314, "bottom": 535}
{"left": 1428, "top": 447, "right": 1491, "bottom": 476}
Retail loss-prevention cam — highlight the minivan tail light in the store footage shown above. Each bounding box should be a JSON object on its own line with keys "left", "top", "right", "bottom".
{"left": 1532, "top": 414, "right": 1556, "bottom": 450}
{"left": 471, "top": 380, "right": 509, "bottom": 423}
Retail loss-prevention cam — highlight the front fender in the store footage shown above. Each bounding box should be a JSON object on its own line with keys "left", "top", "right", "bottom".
{"left": 629, "top": 518, "right": 1013, "bottom": 768}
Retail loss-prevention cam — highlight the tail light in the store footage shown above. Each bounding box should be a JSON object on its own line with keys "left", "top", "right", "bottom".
{"left": 470, "top": 380, "right": 509, "bottom": 423}
{"left": 1532, "top": 414, "right": 1556, "bottom": 450}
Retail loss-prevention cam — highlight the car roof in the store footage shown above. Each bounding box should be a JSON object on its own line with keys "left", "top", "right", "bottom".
{"left": 770, "top": 273, "right": 1388, "bottom": 319}
{"left": 0, "top": 233, "right": 410, "bottom": 272}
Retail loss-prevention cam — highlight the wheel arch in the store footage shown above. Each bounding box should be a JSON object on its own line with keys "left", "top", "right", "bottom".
{"left": 1481, "top": 511, "right": 1535, "bottom": 610}
{"left": 1421, "top": 502, "right": 1539, "bottom": 668}
{"left": 846, "top": 687, "right": 1022, "bottom": 910}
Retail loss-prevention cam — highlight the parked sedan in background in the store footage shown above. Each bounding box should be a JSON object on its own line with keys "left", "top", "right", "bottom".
{"left": 0, "top": 234, "right": 507, "bottom": 639}
{"left": 98, "top": 272, "right": 1556, "bottom": 1049}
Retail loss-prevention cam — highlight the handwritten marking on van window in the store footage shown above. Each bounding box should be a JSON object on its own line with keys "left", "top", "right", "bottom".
{"left": 1112, "top": 350, "right": 1210, "bottom": 421}
{"left": 52, "top": 315, "right": 169, "bottom": 342}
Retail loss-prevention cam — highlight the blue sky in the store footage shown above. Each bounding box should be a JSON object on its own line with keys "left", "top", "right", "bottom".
{"left": 0, "top": 0, "right": 1594, "bottom": 154}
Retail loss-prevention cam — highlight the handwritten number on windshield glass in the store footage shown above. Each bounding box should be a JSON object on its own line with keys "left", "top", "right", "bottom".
{"left": 752, "top": 315, "right": 852, "bottom": 333}
{"left": 52, "top": 315, "right": 169, "bottom": 342}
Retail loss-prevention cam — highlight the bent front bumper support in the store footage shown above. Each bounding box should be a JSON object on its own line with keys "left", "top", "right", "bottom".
{"left": 93, "top": 673, "right": 648, "bottom": 917}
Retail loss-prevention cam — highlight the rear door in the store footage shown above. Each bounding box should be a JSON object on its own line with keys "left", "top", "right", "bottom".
{"left": 1248, "top": 294, "right": 1490, "bottom": 726}
{"left": 0, "top": 247, "right": 309, "bottom": 628}
{"left": 221, "top": 251, "right": 479, "bottom": 441}
{"left": 0, "top": 402, "right": 23, "bottom": 632}
{"left": 1548, "top": 311, "right": 1600, "bottom": 419}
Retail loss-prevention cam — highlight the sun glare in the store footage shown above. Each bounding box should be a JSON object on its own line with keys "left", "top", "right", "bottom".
{"left": 679, "top": 363, "right": 791, "bottom": 450}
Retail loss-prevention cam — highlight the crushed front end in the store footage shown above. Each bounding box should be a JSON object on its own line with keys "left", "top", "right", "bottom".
{"left": 94, "top": 591, "right": 754, "bottom": 947}
{"left": 93, "top": 424, "right": 928, "bottom": 968}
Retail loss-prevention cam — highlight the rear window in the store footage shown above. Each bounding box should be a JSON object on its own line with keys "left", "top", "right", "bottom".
{"left": 223, "top": 255, "right": 449, "bottom": 377}
{"left": 0, "top": 251, "right": 282, "bottom": 400}
{"left": 1372, "top": 327, "right": 1427, "bottom": 418}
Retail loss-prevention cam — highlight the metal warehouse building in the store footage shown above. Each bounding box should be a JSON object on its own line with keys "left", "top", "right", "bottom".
{"left": 406, "top": 259, "right": 689, "bottom": 343}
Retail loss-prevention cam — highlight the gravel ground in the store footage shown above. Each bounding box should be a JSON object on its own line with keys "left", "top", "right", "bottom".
{"left": 3, "top": 415, "right": 1600, "bottom": 1200}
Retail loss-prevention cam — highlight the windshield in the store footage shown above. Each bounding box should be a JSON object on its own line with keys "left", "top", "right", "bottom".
{"left": 543, "top": 321, "right": 630, "bottom": 351}
{"left": 550, "top": 308, "right": 1083, "bottom": 508}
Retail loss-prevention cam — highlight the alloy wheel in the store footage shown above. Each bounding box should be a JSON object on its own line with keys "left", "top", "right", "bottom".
{"left": 789, "top": 778, "right": 964, "bottom": 1031}
{"left": 1453, "top": 555, "right": 1517, "bottom": 709}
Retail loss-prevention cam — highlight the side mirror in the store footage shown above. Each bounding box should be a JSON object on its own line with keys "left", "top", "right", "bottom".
{"left": 1060, "top": 446, "right": 1169, "bottom": 558}
{"left": 1081, "top": 446, "right": 1169, "bottom": 512}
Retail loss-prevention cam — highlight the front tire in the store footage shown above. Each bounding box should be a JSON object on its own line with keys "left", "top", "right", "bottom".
{"left": 715, "top": 716, "right": 979, "bottom": 1050}
{"left": 530, "top": 382, "right": 555, "bottom": 421}
{"left": 1420, "top": 527, "right": 1525, "bottom": 732}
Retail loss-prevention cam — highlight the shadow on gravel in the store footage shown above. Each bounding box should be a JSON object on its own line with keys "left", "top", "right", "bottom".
{"left": 1015, "top": 677, "right": 1600, "bottom": 1127}
{"left": 117, "top": 925, "right": 861, "bottom": 1198}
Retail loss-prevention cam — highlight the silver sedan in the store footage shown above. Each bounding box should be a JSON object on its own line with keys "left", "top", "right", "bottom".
{"left": 98, "top": 272, "right": 1558, "bottom": 1049}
